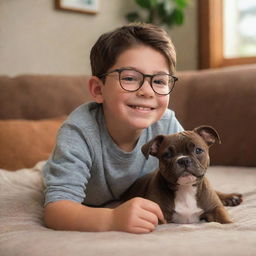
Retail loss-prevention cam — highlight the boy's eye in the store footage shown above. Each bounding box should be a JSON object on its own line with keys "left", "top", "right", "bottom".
{"left": 153, "top": 79, "right": 167, "bottom": 86}
{"left": 121, "top": 76, "right": 138, "bottom": 82}
{"left": 152, "top": 75, "right": 169, "bottom": 87}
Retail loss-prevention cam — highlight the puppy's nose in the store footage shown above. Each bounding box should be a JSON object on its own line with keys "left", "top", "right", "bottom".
{"left": 177, "top": 157, "right": 192, "bottom": 167}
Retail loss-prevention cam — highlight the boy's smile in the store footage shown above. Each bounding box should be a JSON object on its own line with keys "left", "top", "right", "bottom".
{"left": 91, "top": 45, "right": 171, "bottom": 151}
{"left": 127, "top": 103, "right": 156, "bottom": 117}
{"left": 128, "top": 105, "right": 155, "bottom": 111}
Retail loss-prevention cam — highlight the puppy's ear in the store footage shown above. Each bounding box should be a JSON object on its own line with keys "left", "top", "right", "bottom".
{"left": 194, "top": 125, "right": 221, "bottom": 147}
{"left": 141, "top": 135, "right": 165, "bottom": 159}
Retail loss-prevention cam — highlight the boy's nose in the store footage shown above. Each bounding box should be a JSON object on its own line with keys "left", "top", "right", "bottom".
{"left": 136, "top": 78, "right": 154, "bottom": 97}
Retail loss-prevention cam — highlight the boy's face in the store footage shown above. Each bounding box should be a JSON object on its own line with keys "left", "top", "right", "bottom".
{"left": 97, "top": 45, "right": 170, "bottom": 133}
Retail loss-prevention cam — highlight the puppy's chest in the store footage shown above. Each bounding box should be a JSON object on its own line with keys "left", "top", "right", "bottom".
{"left": 172, "top": 185, "right": 203, "bottom": 224}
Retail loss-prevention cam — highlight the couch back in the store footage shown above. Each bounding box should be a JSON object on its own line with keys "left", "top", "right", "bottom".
{"left": 0, "top": 75, "right": 90, "bottom": 120}
{"left": 1, "top": 65, "right": 256, "bottom": 167}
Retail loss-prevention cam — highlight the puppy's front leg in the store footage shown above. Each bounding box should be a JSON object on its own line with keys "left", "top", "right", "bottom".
{"left": 216, "top": 191, "right": 243, "bottom": 206}
{"left": 201, "top": 206, "right": 233, "bottom": 224}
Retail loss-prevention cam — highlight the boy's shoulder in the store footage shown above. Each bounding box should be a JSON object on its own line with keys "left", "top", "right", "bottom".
{"left": 63, "top": 102, "right": 102, "bottom": 130}
{"left": 151, "top": 108, "right": 183, "bottom": 135}
{"left": 161, "top": 108, "right": 175, "bottom": 120}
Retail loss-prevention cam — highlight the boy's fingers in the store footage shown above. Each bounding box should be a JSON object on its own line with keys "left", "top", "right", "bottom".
{"left": 132, "top": 226, "right": 153, "bottom": 234}
{"left": 141, "top": 199, "right": 166, "bottom": 223}
{"left": 139, "top": 210, "right": 159, "bottom": 226}
{"left": 136, "top": 219, "right": 156, "bottom": 232}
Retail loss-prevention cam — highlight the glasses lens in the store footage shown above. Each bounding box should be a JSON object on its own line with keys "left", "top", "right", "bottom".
{"left": 119, "top": 70, "right": 142, "bottom": 91}
{"left": 152, "top": 74, "right": 174, "bottom": 95}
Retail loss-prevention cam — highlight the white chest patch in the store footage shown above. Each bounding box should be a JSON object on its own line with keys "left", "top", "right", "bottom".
{"left": 172, "top": 184, "right": 203, "bottom": 224}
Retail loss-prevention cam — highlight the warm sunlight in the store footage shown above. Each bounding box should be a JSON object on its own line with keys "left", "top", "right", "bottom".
{"left": 223, "top": 0, "right": 256, "bottom": 58}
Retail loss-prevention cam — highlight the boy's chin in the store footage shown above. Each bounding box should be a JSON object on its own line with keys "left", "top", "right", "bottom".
{"left": 128, "top": 119, "right": 157, "bottom": 131}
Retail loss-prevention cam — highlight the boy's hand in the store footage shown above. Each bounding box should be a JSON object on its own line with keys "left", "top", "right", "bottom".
{"left": 110, "top": 197, "right": 166, "bottom": 234}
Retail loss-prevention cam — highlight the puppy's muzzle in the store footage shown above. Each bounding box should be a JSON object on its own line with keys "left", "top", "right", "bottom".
{"left": 176, "top": 156, "right": 205, "bottom": 179}
{"left": 177, "top": 156, "right": 192, "bottom": 168}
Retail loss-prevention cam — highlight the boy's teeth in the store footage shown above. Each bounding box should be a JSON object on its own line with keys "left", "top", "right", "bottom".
{"left": 132, "top": 106, "right": 151, "bottom": 110}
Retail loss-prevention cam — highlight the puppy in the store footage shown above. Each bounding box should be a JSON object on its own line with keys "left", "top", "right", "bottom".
{"left": 122, "top": 126, "right": 242, "bottom": 224}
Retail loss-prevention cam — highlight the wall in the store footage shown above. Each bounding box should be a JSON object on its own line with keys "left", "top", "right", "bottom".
{"left": 0, "top": 0, "right": 198, "bottom": 76}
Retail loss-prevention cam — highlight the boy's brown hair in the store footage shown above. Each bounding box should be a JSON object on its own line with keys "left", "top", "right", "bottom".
{"left": 90, "top": 23, "right": 176, "bottom": 77}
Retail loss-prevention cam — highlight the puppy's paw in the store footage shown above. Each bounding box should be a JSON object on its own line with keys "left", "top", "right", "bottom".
{"left": 201, "top": 207, "right": 233, "bottom": 224}
{"left": 200, "top": 212, "right": 233, "bottom": 224}
{"left": 221, "top": 193, "right": 243, "bottom": 207}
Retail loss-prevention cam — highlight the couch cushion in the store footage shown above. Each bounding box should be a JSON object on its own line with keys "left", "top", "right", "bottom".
{"left": 0, "top": 117, "right": 66, "bottom": 170}
{"left": 0, "top": 75, "right": 90, "bottom": 120}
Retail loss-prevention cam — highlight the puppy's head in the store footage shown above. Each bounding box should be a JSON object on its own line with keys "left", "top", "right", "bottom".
{"left": 142, "top": 126, "right": 221, "bottom": 186}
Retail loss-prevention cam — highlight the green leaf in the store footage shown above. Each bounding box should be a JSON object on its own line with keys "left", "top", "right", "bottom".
{"left": 164, "top": 12, "right": 175, "bottom": 26}
{"left": 163, "top": 8, "right": 184, "bottom": 27}
{"left": 135, "top": 0, "right": 150, "bottom": 9}
{"left": 150, "top": 0, "right": 158, "bottom": 8}
{"left": 174, "top": 0, "right": 189, "bottom": 9}
{"left": 157, "top": 3, "right": 166, "bottom": 17}
{"left": 126, "top": 12, "right": 141, "bottom": 22}
{"left": 135, "top": 0, "right": 157, "bottom": 9}
{"left": 173, "top": 8, "right": 184, "bottom": 24}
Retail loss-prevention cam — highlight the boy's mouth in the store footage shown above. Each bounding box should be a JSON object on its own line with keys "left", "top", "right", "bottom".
{"left": 128, "top": 105, "right": 155, "bottom": 111}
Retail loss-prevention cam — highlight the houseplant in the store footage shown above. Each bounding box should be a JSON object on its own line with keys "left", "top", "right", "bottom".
{"left": 126, "top": 0, "right": 189, "bottom": 28}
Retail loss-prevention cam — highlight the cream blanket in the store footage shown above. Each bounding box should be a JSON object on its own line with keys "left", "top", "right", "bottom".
{"left": 0, "top": 162, "right": 256, "bottom": 256}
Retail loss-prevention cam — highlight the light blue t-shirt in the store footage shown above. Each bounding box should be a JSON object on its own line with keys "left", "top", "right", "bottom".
{"left": 43, "top": 102, "right": 183, "bottom": 207}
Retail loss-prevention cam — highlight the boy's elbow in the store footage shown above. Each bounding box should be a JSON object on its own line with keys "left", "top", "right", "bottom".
{"left": 43, "top": 202, "right": 61, "bottom": 230}
{"left": 43, "top": 200, "right": 74, "bottom": 230}
{"left": 43, "top": 200, "right": 89, "bottom": 231}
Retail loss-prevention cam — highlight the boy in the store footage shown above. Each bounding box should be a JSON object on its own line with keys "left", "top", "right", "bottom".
{"left": 43, "top": 23, "right": 183, "bottom": 234}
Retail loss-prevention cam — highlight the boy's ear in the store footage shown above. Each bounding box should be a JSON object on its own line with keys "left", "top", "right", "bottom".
{"left": 88, "top": 76, "right": 104, "bottom": 103}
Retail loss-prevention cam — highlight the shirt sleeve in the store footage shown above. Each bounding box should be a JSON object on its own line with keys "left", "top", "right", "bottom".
{"left": 43, "top": 123, "right": 94, "bottom": 206}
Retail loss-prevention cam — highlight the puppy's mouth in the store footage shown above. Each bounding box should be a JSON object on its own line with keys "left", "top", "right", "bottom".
{"left": 177, "top": 171, "right": 204, "bottom": 185}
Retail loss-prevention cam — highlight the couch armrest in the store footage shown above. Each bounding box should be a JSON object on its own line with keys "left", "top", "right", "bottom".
{"left": 170, "top": 64, "right": 256, "bottom": 167}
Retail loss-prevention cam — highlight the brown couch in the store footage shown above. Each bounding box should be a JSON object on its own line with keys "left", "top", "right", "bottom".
{"left": 0, "top": 65, "right": 256, "bottom": 256}
{"left": 0, "top": 64, "right": 256, "bottom": 170}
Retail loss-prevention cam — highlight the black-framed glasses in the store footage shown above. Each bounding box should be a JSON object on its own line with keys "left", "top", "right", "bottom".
{"left": 98, "top": 68, "right": 178, "bottom": 95}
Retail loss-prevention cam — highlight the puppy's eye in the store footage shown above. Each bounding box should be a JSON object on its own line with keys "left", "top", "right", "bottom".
{"left": 162, "top": 150, "right": 172, "bottom": 159}
{"left": 195, "top": 148, "right": 204, "bottom": 154}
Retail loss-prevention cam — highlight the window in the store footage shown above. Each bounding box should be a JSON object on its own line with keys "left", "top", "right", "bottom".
{"left": 198, "top": 0, "right": 256, "bottom": 69}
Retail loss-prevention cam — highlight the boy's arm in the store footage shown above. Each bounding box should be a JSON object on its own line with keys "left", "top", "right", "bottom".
{"left": 44, "top": 197, "right": 165, "bottom": 234}
{"left": 44, "top": 200, "right": 113, "bottom": 232}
